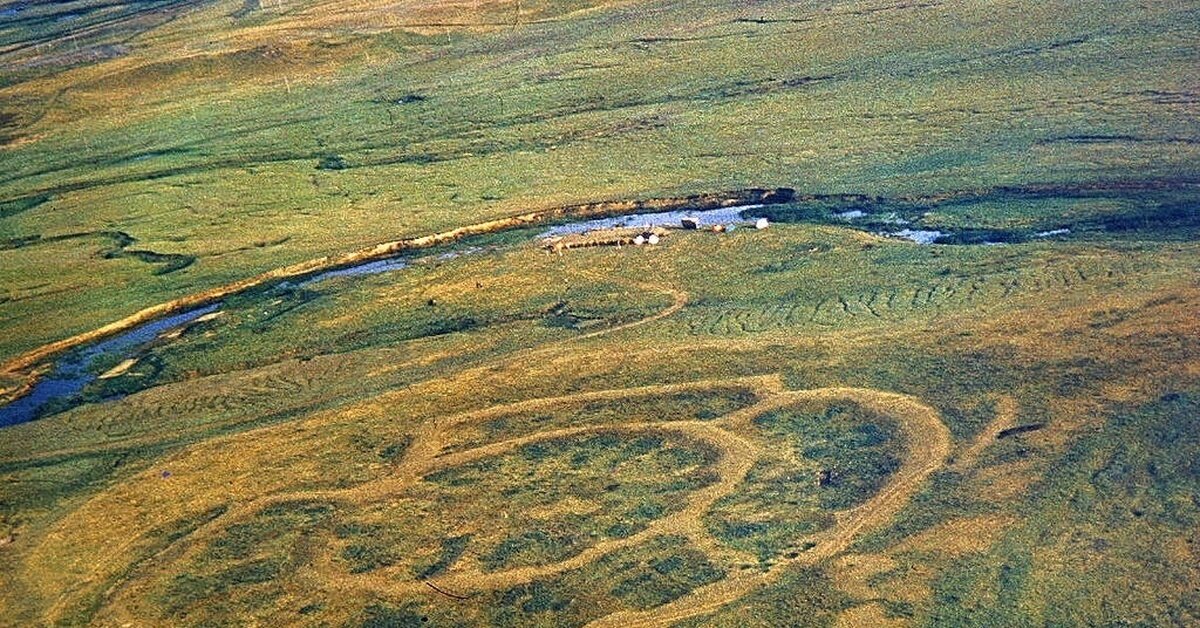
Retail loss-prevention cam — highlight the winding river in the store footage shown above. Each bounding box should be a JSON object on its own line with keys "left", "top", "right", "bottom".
{"left": 0, "top": 192, "right": 1010, "bottom": 428}
{"left": 0, "top": 205, "right": 764, "bottom": 427}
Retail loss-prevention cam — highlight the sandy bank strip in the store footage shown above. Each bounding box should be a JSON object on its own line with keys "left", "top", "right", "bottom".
{"left": 0, "top": 188, "right": 795, "bottom": 378}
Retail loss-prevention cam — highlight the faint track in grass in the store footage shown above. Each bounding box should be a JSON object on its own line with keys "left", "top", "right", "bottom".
{"left": 36, "top": 375, "right": 774, "bottom": 624}
{"left": 32, "top": 274, "right": 954, "bottom": 626}
{"left": 948, "top": 395, "right": 1019, "bottom": 471}
{"left": 89, "top": 378, "right": 949, "bottom": 627}
{"left": 682, "top": 257, "right": 1132, "bottom": 335}
{"left": 585, "top": 387, "right": 952, "bottom": 628}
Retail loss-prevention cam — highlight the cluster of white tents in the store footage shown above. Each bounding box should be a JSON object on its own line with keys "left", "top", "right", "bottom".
{"left": 542, "top": 215, "right": 769, "bottom": 254}
{"left": 632, "top": 232, "right": 660, "bottom": 246}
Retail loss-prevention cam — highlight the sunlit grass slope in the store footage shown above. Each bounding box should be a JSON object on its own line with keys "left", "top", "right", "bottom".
{"left": 0, "top": 218, "right": 1197, "bottom": 625}
{"left": 0, "top": 0, "right": 1197, "bottom": 626}
{"left": 0, "top": 0, "right": 1197, "bottom": 357}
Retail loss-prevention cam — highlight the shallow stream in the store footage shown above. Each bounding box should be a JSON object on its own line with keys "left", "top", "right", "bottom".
{"left": 0, "top": 205, "right": 767, "bottom": 426}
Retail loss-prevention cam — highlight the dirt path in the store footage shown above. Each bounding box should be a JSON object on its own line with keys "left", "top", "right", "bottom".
{"left": 586, "top": 388, "right": 951, "bottom": 628}
{"left": 51, "top": 376, "right": 772, "bottom": 624}
{"left": 31, "top": 277, "right": 707, "bottom": 625}
{"left": 41, "top": 374, "right": 950, "bottom": 627}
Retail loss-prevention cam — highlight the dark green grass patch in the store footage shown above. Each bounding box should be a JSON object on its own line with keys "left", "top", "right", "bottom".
{"left": 0, "top": 194, "right": 49, "bottom": 219}
{"left": 482, "top": 529, "right": 586, "bottom": 573}
{"left": 342, "top": 543, "right": 399, "bottom": 574}
{"left": 0, "top": 448, "right": 156, "bottom": 516}
{"left": 204, "top": 500, "right": 334, "bottom": 561}
{"left": 341, "top": 536, "right": 724, "bottom": 627}
{"left": 155, "top": 499, "right": 337, "bottom": 618}
{"left": 705, "top": 401, "right": 903, "bottom": 564}
{"left": 119, "top": 249, "right": 195, "bottom": 275}
{"left": 927, "top": 390, "right": 1200, "bottom": 625}
{"left": 379, "top": 436, "right": 414, "bottom": 463}
{"left": 609, "top": 549, "right": 725, "bottom": 609}
{"left": 493, "top": 535, "right": 724, "bottom": 625}
{"left": 414, "top": 534, "right": 471, "bottom": 580}
{"left": 358, "top": 602, "right": 430, "bottom": 628}
{"left": 421, "top": 430, "right": 720, "bottom": 573}
{"left": 454, "top": 386, "right": 759, "bottom": 452}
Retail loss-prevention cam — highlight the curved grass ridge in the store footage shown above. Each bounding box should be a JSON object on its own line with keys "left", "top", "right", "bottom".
{"left": 33, "top": 373, "right": 960, "bottom": 625}
{"left": 0, "top": 187, "right": 794, "bottom": 382}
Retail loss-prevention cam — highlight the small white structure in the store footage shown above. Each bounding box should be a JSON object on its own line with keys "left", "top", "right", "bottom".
{"left": 755, "top": 217, "right": 770, "bottom": 229}
{"left": 542, "top": 227, "right": 667, "bottom": 253}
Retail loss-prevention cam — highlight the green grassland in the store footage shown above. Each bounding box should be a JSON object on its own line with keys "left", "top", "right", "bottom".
{"left": 706, "top": 401, "right": 905, "bottom": 565}
{"left": 0, "top": 0, "right": 1198, "bottom": 626}
{"left": 0, "top": 0, "right": 1197, "bottom": 358}
{"left": 0, "top": 217, "right": 1195, "bottom": 626}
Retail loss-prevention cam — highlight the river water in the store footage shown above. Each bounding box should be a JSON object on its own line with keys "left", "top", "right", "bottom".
{"left": 0, "top": 304, "right": 220, "bottom": 427}
{"left": 0, "top": 203, "right": 933, "bottom": 427}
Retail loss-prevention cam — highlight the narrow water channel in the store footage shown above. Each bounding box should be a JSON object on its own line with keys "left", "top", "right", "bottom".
{"left": 0, "top": 206, "right": 764, "bottom": 427}
{"left": 0, "top": 304, "right": 220, "bottom": 427}
{"left": 0, "top": 202, "right": 961, "bottom": 427}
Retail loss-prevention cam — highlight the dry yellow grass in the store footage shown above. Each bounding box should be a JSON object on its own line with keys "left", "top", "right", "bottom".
{"left": 971, "top": 460, "right": 1042, "bottom": 503}
{"left": 893, "top": 515, "right": 1018, "bottom": 558}
{"left": 829, "top": 553, "right": 898, "bottom": 599}
{"left": 834, "top": 602, "right": 910, "bottom": 628}
{"left": 21, "top": 368, "right": 954, "bottom": 626}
